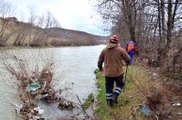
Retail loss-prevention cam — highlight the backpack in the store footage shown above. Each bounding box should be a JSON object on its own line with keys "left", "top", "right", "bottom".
{"left": 127, "top": 43, "right": 135, "bottom": 52}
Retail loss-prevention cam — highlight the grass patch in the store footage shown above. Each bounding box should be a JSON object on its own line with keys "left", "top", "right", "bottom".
{"left": 81, "top": 93, "right": 95, "bottom": 110}
{"left": 95, "top": 66, "right": 151, "bottom": 120}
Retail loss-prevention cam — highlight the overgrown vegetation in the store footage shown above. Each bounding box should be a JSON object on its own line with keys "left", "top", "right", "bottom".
{"left": 95, "top": 66, "right": 147, "bottom": 120}
{"left": 82, "top": 93, "right": 95, "bottom": 110}
{"left": 2, "top": 52, "right": 53, "bottom": 119}
{"left": 95, "top": 65, "right": 179, "bottom": 120}
{"left": 95, "top": 0, "right": 182, "bottom": 74}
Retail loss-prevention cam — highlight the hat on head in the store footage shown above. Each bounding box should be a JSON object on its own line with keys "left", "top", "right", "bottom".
{"left": 110, "top": 34, "right": 119, "bottom": 43}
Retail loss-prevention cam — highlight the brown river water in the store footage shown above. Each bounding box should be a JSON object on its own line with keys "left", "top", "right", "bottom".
{"left": 0, "top": 45, "right": 105, "bottom": 120}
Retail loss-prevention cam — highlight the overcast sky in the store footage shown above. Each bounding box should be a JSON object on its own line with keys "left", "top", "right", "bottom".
{"left": 6, "top": 0, "right": 109, "bottom": 36}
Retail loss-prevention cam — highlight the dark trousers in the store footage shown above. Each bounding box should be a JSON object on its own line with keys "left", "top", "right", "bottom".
{"left": 105, "top": 75, "right": 124, "bottom": 100}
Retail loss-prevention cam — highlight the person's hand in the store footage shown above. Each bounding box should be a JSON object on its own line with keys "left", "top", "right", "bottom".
{"left": 99, "top": 68, "right": 104, "bottom": 76}
{"left": 99, "top": 67, "right": 103, "bottom": 72}
{"left": 126, "top": 62, "right": 130, "bottom": 66}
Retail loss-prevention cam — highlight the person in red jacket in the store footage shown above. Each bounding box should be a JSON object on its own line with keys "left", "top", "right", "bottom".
{"left": 125, "top": 41, "right": 137, "bottom": 64}
{"left": 98, "top": 35, "right": 130, "bottom": 107}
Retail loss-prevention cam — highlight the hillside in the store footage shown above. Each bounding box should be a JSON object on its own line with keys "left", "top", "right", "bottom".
{"left": 0, "top": 17, "right": 107, "bottom": 47}
{"left": 45, "top": 28, "right": 107, "bottom": 46}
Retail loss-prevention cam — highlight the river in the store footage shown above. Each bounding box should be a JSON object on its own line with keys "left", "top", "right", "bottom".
{"left": 0, "top": 45, "right": 105, "bottom": 120}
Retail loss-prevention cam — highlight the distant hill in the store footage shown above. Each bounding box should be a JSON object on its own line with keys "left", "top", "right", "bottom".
{"left": 45, "top": 28, "right": 107, "bottom": 46}
{"left": 0, "top": 17, "right": 107, "bottom": 47}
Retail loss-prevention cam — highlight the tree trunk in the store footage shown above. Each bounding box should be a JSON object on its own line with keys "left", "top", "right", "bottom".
{"left": 122, "top": 0, "right": 136, "bottom": 43}
{"left": 157, "top": 0, "right": 162, "bottom": 48}
{"left": 166, "top": 0, "right": 172, "bottom": 51}
{"left": 161, "top": 0, "right": 166, "bottom": 45}
{"left": 161, "top": 0, "right": 179, "bottom": 72}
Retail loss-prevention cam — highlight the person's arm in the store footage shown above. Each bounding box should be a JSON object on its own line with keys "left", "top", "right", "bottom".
{"left": 125, "top": 44, "right": 128, "bottom": 52}
{"left": 97, "top": 49, "right": 105, "bottom": 71}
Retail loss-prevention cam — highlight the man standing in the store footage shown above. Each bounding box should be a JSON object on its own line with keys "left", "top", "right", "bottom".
{"left": 97, "top": 35, "right": 130, "bottom": 107}
{"left": 125, "top": 41, "right": 137, "bottom": 64}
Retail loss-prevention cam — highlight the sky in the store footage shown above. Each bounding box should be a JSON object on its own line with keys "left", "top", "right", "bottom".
{"left": 6, "top": 0, "right": 109, "bottom": 36}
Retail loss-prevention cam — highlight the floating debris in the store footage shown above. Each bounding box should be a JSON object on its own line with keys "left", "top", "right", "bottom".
{"left": 33, "top": 107, "right": 44, "bottom": 115}
{"left": 3, "top": 55, "right": 76, "bottom": 120}
{"left": 172, "top": 102, "right": 181, "bottom": 106}
{"left": 58, "top": 99, "right": 74, "bottom": 110}
{"left": 26, "top": 81, "right": 41, "bottom": 93}
{"left": 14, "top": 104, "right": 23, "bottom": 114}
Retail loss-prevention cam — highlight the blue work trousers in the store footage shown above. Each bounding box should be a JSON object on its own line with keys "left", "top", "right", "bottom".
{"left": 128, "top": 50, "right": 134, "bottom": 64}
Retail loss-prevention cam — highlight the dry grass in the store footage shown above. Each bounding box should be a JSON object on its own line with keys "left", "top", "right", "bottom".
{"left": 95, "top": 65, "right": 175, "bottom": 120}
{"left": 127, "top": 65, "right": 176, "bottom": 120}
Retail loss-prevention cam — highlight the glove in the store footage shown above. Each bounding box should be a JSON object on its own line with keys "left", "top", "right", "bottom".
{"left": 126, "top": 62, "right": 130, "bottom": 66}
{"left": 99, "top": 67, "right": 103, "bottom": 71}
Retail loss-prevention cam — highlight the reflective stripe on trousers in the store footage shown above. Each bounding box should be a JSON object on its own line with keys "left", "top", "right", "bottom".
{"left": 105, "top": 75, "right": 124, "bottom": 100}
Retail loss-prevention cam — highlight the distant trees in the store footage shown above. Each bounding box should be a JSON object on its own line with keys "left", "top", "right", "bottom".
{"left": 0, "top": 0, "right": 15, "bottom": 46}
{"left": 96, "top": 0, "right": 151, "bottom": 44}
{"left": 13, "top": 28, "right": 27, "bottom": 46}
{"left": 48, "top": 28, "right": 101, "bottom": 46}
{"left": 0, "top": 0, "right": 104, "bottom": 47}
{"left": 0, "top": 0, "right": 14, "bottom": 17}
{"left": 0, "top": 0, "right": 61, "bottom": 47}
{"left": 26, "top": 10, "right": 61, "bottom": 47}
{"left": 0, "top": 0, "right": 62, "bottom": 47}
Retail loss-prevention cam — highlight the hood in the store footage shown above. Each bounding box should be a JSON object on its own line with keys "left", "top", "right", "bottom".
{"left": 106, "top": 43, "right": 118, "bottom": 49}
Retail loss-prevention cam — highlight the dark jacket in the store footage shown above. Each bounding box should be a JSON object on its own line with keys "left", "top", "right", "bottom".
{"left": 98, "top": 43, "right": 130, "bottom": 77}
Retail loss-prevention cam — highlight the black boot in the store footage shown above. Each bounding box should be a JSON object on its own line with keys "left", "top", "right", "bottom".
{"left": 106, "top": 99, "right": 114, "bottom": 107}
{"left": 112, "top": 93, "right": 118, "bottom": 104}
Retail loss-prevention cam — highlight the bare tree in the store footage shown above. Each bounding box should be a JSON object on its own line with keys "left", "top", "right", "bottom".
{"left": 44, "top": 11, "right": 60, "bottom": 28}
{"left": 0, "top": 0, "right": 16, "bottom": 46}
{"left": 95, "top": 0, "right": 182, "bottom": 72}
{"left": 160, "top": 0, "right": 182, "bottom": 71}
{"left": 13, "top": 27, "right": 27, "bottom": 46}
{"left": 26, "top": 10, "right": 61, "bottom": 47}
{"left": 0, "top": 0, "right": 14, "bottom": 17}
{"left": 96, "top": 0, "right": 156, "bottom": 44}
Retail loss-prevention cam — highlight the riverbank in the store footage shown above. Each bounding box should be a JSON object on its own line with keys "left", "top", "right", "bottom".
{"left": 95, "top": 64, "right": 182, "bottom": 120}
{"left": 95, "top": 65, "right": 147, "bottom": 120}
{"left": 0, "top": 44, "right": 106, "bottom": 51}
